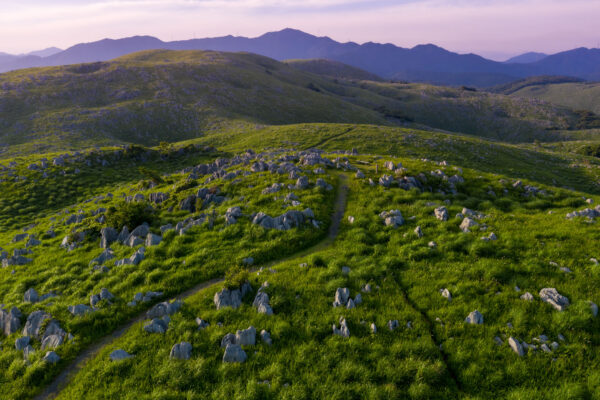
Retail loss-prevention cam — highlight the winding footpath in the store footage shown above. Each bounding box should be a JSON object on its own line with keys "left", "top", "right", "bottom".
{"left": 35, "top": 175, "right": 349, "bottom": 400}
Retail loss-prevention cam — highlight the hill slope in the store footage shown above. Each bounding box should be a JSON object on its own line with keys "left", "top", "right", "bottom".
{"left": 1, "top": 125, "right": 600, "bottom": 399}
{"left": 0, "top": 49, "right": 593, "bottom": 158}
{"left": 507, "top": 81, "right": 600, "bottom": 115}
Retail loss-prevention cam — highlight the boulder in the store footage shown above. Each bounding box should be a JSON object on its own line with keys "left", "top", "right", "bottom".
{"left": 0, "top": 307, "right": 22, "bottom": 336}
{"left": 539, "top": 288, "right": 569, "bottom": 311}
{"left": 15, "top": 336, "right": 30, "bottom": 351}
{"left": 315, "top": 178, "right": 333, "bottom": 191}
{"left": 333, "top": 288, "right": 350, "bottom": 307}
{"left": 460, "top": 217, "right": 478, "bottom": 232}
{"left": 434, "top": 206, "right": 449, "bottom": 221}
{"left": 223, "top": 344, "right": 247, "bottom": 363}
{"left": 110, "top": 349, "right": 133, "bottom": 361}
{"left": 253, "top": 290, "right": 273, "bottom": 315}
{"left": 221, "top": 333, "right": 236, "bottom": 348}
{"left": 143, "top": 318, "right": 169, "bottom": 334}
{"left": 508, "top": 337, "right": 525, "bottom": 356}
{"left": 387, "top": 320, "right": 399, "bottom": 331}
{"left": 100, "top": 227, "right": 118, "bottom": 248}
{"left": 235, "top": 326, "right": 256, "bottom": 346}
{"left": 414, "top": 226, "right": 423, "bottom": 238}
{"left": 520, "top": 292, "right": 534, "bottom": 301}
{"left": 22, "top": 310, "right": 50, "bottom": 339}
{"left": 379, "top": 210, "right": 404, "bottom": 227}
{"left": 147, "top": 300, "right": 182, "bottom": 319}
{"left": 295, "top": 176, "right": 309, "bottom": 190}
{"left": 145, "top": 233, "right": 162, "bottom": 247}
{"left": 43, "top": 351, "right": 60, "bottom": 364}
{"left": 440, "top": 288, "right": 452, "bottom": 301}
{"left": 465, "top": 310, "right": 483, "bottom": 324}
{"left": 260, "top": 330, "right": 272, "bottom": 345}
{"left": 41, "top": 334, "right": 64, "bottom": 350}
{"left": 24, "top": 288, "right": 39, "bottom": 303}
{"left": 379, "top": 175, "right": 394, "bottom": 187}
{"left": 68, "top": 304, "right": 92, "bottom": 316}
{"left": 179, "top": 195, "right": 197, "bottom": 213}
{"left": 196, "top": 318, "right": 210, "bottom": 329}
{"left": 90, "top": 249, "right": 115, "bottom": 265}
{"left": 333, "top": 317, "right": 350, "bottom": 338}
{"left": 214, "top": 288, "right": 242, "bottom": 310}
{"left": 170, "top": 342, "right": 192, "bottom": 360}
{"left": 149, "top": 192, "right": 169, "bottom": 204}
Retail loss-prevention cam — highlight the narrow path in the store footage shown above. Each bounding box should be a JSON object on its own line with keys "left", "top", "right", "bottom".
{"left": 308, "top": 127, "right": 353, "bottom": 150}
{"left": 35, "top": 175, "right": 349, "bottom": 400}
{"left": 395, "top": 274, "right": 464, "bottom": 395}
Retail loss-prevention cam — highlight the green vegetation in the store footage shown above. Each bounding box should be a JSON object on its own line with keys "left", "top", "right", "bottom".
{"left": 503, "top": 80, "right": 600, "bottom": 115}
{"left": 49, "top": 150, "right": 600, "bottom": 399}
{"left": 1, "top": 49, "right": 597, "bottom": 160}
{"left": 285, "top": 58, "right": 384, "bottom": 82}
{"left": 2, "top": 50, "right": 600, "bottom": 400}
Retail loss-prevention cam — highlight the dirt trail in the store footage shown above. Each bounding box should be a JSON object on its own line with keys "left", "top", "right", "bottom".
{"left": 35, "top": 175, "right": 349, "bottom": 400}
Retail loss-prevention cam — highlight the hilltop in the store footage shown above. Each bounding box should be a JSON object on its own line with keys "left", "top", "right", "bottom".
{"left": 285, "top": 59, "right": 384, "bottom": 81}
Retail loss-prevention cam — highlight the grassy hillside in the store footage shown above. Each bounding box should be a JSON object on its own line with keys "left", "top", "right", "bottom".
{"left": 0, "top": 50, "right": 595, "bottom": 159}
{"left": 1, "top": 126, "right": 600, "bottom": 399}
{"left": 507, "top": 81, "right": 600, "bottom": 115}
{"left": 489, "top": 76, "right": 585, "bottom": 95}
{"left": 285, "top": 58, "right": 384, "bottom": 81}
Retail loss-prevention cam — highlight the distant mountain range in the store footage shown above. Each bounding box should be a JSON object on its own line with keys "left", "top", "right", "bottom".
{"left": 1, "top": 28, "right": 599, "bottom": 87}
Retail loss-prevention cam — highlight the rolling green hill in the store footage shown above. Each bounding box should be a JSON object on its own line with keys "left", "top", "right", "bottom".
{"left": 0, "top": 50, "right": 597, "bottom": 159}
{"left": 1, "top": 125, "right": 600, "bottom": 399}
{"left": 507, "top": 81, "right": 600, "bottom": 115}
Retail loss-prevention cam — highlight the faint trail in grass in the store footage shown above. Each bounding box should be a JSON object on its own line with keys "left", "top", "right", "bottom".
{"left": 36, "top": 174, "right": 349, "bottom": 400}
{"left": 394, "top": 273, "right": 464, "bottom": 395}
{"left": 307, "top": 127, "right": 354, "bottom": 150}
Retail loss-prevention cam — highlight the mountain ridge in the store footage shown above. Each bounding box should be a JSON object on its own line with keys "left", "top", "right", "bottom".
{"left": 1, "top": 29, "right": 599, "bottom": 86}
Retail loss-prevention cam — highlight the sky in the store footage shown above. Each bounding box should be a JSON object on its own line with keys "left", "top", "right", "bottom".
{"left": 0, "top": 0, "right": 599, "bottom": 60}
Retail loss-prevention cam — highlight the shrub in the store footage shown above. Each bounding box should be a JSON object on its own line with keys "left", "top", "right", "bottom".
{"left": 309, "top": 254, "right": 326, "bottom": 267}
{"left": 224, "top": 266, "right": 249, "bottom": 290}
{"left": 105, "top": 201, "right": 154, "bottom": 229}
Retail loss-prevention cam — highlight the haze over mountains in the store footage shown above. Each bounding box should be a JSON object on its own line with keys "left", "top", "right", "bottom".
{"left": 0, "top": 28, "right": 599, "bottom": 87}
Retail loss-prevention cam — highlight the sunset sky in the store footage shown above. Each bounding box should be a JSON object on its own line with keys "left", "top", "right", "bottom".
{"left": 1, "top": 0, "right": 599, "bottom": 60}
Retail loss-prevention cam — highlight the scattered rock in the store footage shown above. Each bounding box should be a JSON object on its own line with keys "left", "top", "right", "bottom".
{"left": 434, "top": 207, "right": 448, "bottom": 221}
{"left": 539, "top": 288, "right": 569, "bottom": 311}
{"left": 43, "top": 351, "right": 60, "bottom": 364}
{"left": 68, "top": 304, "right": 92, "bottom": 316}
{"left": 440, "top": 288, "right": 451, "bottom": 301}
{"left": 520, "top": 292, "right": 534, "bottom": 301}
{"left": 223, "top": 344, "right": 247, "bottom": 363}
{"left": 380, "top": 210, "right": 404, "bottom": 227}
{"left": 460, "top": 217, "right": 478, "bottom": 232}
{"left": 508, "top": 337, "right": 525, "bottom": 356}
{"left": 170, "top": 342, "right": 192, "bottom": 360}
{"left": 333, "top": 317, "right": 350, "bottom": 338}
{"left": 465, "top": 310, "right": 483, "bottom": 324}
{"left": 110, "top": 349, "right": 133, "bottom": 361}
{"left": 260, "top": 330, "right": 272, "bottom": 345}
{"left": 24, "top": 288, "right": 39, "bottom": 303}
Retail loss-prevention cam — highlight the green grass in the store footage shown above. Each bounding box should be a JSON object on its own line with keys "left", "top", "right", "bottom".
{"left": 507, "top": 81, "right": 600, "bottom": 115}
{"left": 51, "top": 153, "right": 600, "bottom": 399}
